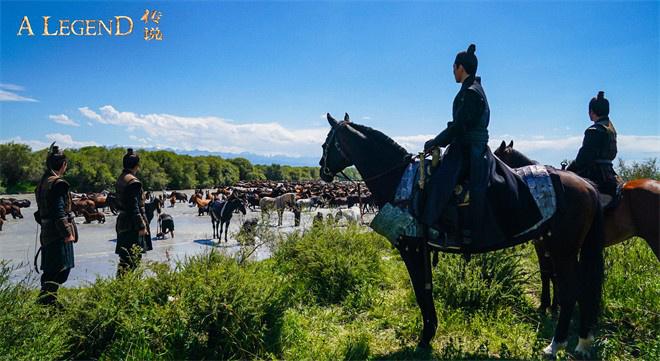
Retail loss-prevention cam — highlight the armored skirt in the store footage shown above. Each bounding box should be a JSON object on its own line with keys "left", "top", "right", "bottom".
{"left": 115, "top": 218, "right": 153, "bottom": 258}
{"left": 41, "top": 238, "right": 75, "bottom": 273}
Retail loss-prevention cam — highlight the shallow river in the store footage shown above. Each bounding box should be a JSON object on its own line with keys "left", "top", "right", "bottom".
{"left": 0, "top": 190, "right": 372, "bottom": 287}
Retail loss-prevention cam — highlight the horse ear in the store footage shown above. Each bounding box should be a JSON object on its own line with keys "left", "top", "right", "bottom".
{"left": 508, "top": 140, "right": 513, "bottom": 148}
{"left": 344, "top": 113, "right": 350, "bottom": 122}
{"left": 499, "top": 140, "right": 506, "bottom": 150}
{"left": 327, "top": 113, "right": 338, "bottom": 127}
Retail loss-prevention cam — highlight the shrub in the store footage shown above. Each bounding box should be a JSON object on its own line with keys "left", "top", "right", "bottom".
{"left": 274, "top": 223, "right": 387, "bottom": 305}
{"left": 432, "top": 249, "right": 531, "bottom": 313}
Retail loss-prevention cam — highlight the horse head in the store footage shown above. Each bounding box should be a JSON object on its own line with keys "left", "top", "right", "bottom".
{"left": 319, "top": 112, "right": 411, "bottom": 206}
{"left": 493, "top": 140, "right": 536, "bottom": 168}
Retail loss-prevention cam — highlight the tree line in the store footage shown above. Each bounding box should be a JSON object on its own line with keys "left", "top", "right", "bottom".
{"left": 0, "top": 143, "right": 359, "bottom": 193}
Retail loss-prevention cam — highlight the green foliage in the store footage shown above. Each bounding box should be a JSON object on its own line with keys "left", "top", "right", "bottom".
{"left": 0, "top": 262, "right": 70, "bottom": 361}
{"left": 0, "top": 142, "right": 42, "bottom": 192}
{"left": 617, "top": 158, "right": 659, "bottom": 181}
{"left": 274, "top": 224, "right": 387, "bottom": 305}
{"left": 0, "top": 143, "right": 321, "bottom": 193}
{"left": 432, "top": 249, "right": 532, "bottom": 313}
{"left": 1, "top": 229, "right": 657, "bottom": 359}
{"left": 596, "top": 240, "right": 660, "bottom": 360}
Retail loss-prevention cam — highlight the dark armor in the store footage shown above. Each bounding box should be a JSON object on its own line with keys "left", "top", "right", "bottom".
{"left": 115, "top": 170, "right": 151, "bottom": 274}
{"left": 34, "top": 172, "right": 77, "bottom": 305}
{"left": 567, "top": 117, "right": 619, "bottom": 197}
{"left": 422, "top": 75, "right": 490, "bottom": 243}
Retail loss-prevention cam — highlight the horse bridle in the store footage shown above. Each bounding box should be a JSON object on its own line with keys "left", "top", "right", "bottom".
{"left": 321, "top": 125, "right": 351, "bottom": 179}
{"left": 322, "top": 122, "right": 416, "bottom": 183}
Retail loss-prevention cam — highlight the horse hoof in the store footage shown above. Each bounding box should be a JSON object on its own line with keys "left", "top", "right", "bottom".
{"left": 574, "top": 335, "right": 594, "bottom": 357}
{"left": 416, "top": 341, "right": 431, "bottom": 351}
{"left": 542, "top": 338, "right": 567, "bottom": 357}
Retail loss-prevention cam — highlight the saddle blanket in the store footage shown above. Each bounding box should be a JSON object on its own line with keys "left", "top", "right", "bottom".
{"left": 511, "top": 164, "right": 556, "bottom": 237}
{"left": 372, "top": 160, "right": 558, "bottom": 247}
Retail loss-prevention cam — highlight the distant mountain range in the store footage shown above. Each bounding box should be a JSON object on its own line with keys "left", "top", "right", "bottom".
{"left": 145, "top": 147, "right": 321, "bottom": 167}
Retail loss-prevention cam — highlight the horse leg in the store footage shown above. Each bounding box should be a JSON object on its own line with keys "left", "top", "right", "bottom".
{"left": 543, "top": 252, "right": 578, "bottom": 356}
{"left": 534, "top": 241, "right": 554, "bottom": 312}
{"left": 576, "top": 207, "right": 605, "bottom": 356}
{"left": 397, "top": 237, "right": 437, "bottom": 348}
{"left": 224, "top": 221, "right": 229, "bottom": 243}
{"left": 211, "top": 218, "right": 216, "bottom": 239}
{"left": 219, "top": 221, "right": 223, "bottom": 241}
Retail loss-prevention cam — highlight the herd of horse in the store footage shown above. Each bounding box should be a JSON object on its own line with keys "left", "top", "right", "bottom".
{"left": 184, "top": 181, "right": 377, "bottom": 239}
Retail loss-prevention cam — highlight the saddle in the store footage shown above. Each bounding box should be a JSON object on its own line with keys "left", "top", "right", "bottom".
{"left": 371, "top": 150, "right": 561, "bottom": 254}
{"left": 600, "top": 182, "right": 623, "bottom": 211}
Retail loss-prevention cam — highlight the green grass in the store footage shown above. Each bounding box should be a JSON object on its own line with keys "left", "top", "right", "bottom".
{"left": 0, "top": 225, "right": 657, "bottom": 360}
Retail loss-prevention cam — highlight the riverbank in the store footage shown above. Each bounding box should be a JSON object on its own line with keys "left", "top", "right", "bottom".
{"left": 1, "top": 224, "right": 658, "bottom": 360}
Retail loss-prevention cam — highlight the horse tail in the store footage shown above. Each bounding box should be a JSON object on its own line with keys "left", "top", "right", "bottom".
{"left": 577, "top": 192, "right": 605, "bottom": 338}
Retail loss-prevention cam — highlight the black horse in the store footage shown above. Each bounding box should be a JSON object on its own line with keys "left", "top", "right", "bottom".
{"left": 145, "top": 197, "right": 162, "bottom": 226}
{"left": 210, "top": 197, "right": 247, "bottom": 242}
{"left": 319, "top": 113, "right": 605, "bottom": 357}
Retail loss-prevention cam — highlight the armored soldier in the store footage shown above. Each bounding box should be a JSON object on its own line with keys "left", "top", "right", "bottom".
{"left": 567, "top": 91, "right": 619, "bottom": 202}
{"left": 115, "top": 148, "right": 152, "bottom": 276}
{"left": 422, "top": 44, "right": 490, "bottom": 245}
{"left": 34, "top": 143, "right": 77, "bottom": 306}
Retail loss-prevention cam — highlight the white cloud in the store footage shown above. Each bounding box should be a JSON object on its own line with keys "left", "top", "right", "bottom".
{"left": 45, "top": 133, "right": 98, "bottom": 148}
{"left": 362, "top": 116, "right": 372, "bottom": 120}
{"left": 0, "top": 136, "right": 49, "bottom": 150}
{"left": 0, "top": 134, "right": 97, "bottom": 150}
{"left": 0, "top": 83, "right": 24, "bottom": 92}
{"left": 391, "top": 133, "right": 660, "bottom": 165}
{"left": 49, "top": 114, "right": 80, "bottom": 127}
{"left": 78, "top": 105, "right": 328, "bottom": 157}
{"left": 0, "top": 89, "right": 37, "bottom": 102}
{"left": 392, "top": 134, "right": 434, "bottom": 151}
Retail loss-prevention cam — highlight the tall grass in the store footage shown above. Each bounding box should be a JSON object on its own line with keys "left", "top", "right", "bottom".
{"left": 0, "top": 225, "right": 657, "bottom": 360}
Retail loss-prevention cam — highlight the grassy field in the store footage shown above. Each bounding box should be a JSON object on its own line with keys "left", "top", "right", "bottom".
{"left": 1, "top": 223, "right": 658, "bottom": 360}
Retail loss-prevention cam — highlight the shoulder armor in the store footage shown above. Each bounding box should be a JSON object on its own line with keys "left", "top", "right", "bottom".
{"left": 122, "top": 173, "right": 140, "bottom": 185}
{"left": 46, "top": 175, "right": 69, "bottom": 191}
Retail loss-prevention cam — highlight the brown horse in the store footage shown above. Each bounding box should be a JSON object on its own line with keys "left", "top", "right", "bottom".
{"left": 319, "top": 114, "right": 605, "bottom": 357}
{"left": 494, "top": 141, "right": 660, "bottom": 310}
{"left": 189, "top": 193, "right": 211, "bottom": 216}
{"left": 81, "top": 209, "right": 106, "bottom": 224}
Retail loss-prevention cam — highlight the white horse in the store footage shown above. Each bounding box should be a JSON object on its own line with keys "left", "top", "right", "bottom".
{"left": 259, "top": 193, "right": 296, "bottom": 226}
{"left": 334, "top": 206, "right": 362, "bottom": 225}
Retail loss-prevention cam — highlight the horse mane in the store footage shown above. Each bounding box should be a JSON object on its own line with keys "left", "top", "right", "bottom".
{"left": 346, "top": 122, "right": 411, "bottom": 159}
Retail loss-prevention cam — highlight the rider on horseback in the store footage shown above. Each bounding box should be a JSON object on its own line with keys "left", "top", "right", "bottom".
{"left": 421, "top": 44, "right": 490, "bottom": 247}
{"left": 567, "top": 91, "right": 619, "bottom": 205}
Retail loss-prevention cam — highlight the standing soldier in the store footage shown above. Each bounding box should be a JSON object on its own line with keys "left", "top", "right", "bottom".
{"left": 567, "top": 91, "right": 619, "bottom": 205}
{"left": 34, "top": 143, "right": 77, "bottom": 306}
{"left": 422, "top": 44, "right": 490, "bottom": 246}
{"left": 115, "top": 148, "right": 152, "bottom": 276}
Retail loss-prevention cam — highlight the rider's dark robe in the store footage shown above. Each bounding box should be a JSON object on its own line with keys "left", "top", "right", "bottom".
{"left": 115, "top": 170, "right": 151, "bottom": 262}
{"left": 567, "top": 117, "right": 619, "bottom": 197}
{"left": 422, "top": 75, "right": 490, "bottom": 239}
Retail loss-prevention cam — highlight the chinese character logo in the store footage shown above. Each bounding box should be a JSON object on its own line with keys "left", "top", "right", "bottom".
{"left": 141, "top": 9, "right": 163, "bottom": 41}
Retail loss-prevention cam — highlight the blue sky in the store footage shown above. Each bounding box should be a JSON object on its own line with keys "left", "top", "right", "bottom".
{"left": 1, "top": 0, "right": 658, "bottom": 166}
